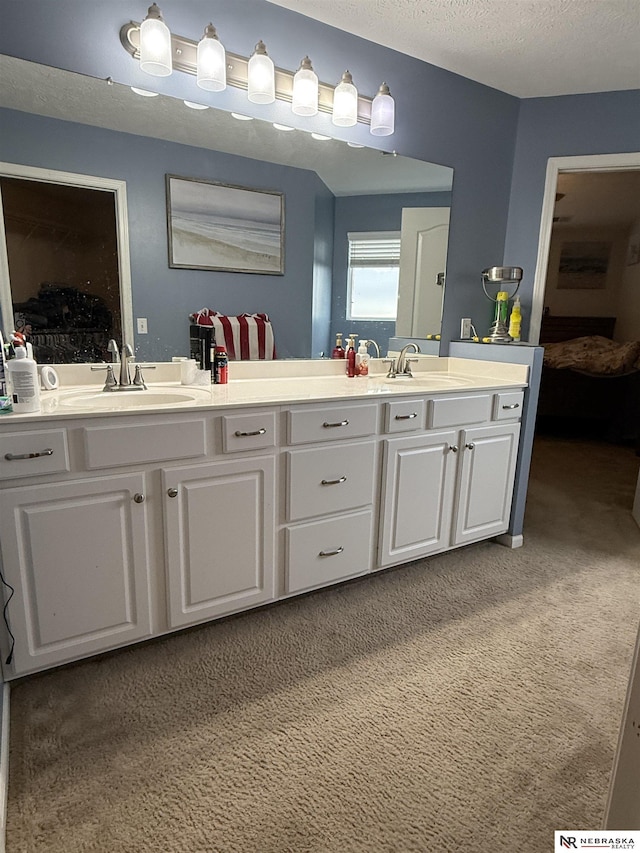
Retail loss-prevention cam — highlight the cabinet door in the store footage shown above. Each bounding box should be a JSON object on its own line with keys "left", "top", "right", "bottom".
{"left": 0, "top": 474, "right": 152, "bottom": 675}
{"left": 162, "top": 457, "right": 275, "bottom": 628}
{"left": 452, "top": 423, "right": 520, "bottom": 546}
{"left": 378, "top": 430, "right": 457, "bottom": 568}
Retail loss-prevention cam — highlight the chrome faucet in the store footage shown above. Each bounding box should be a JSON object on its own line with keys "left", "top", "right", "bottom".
{"left": 118, "top": 343, "right": 134, "bottom": 388}
{"left": 397, "top": 342, "right": 421, "bottom": 376}
{"left": 107, "top": 339, "right": 120, "bottom": 364}
{"left": 365, "top": 339, "right": 380, "bottom": 358}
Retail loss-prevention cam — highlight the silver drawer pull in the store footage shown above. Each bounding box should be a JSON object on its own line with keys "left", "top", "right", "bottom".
{"left": 323, "top": 419, "right": 349, "bottom": 428}
{"left": 4, "top": 448, "right": 54, "bottom": 461}
{"left": 319, "top": 546, "right": 344, "bottom": 557}
{"left": 395, "top": 412, "right": 418, "bottom": 420}
{"left": 235, "top": 428, "right": 267, "bottom": 437}
{"left": 502, "top": 403, "right": 520, "bottom": 410}
{"left": 321, "top": 476, "right": 347, "bottom": 486}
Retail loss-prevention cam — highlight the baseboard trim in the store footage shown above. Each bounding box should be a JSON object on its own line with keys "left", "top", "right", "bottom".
{"left": 495, "top": 533, "right": 524, "bottom": 549}
{"left": 0, "top": 681, "right": 10, "bottom": 853}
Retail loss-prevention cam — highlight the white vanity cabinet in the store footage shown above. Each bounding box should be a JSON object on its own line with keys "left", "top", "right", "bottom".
{"left": 0, "top": 374, "right": 527, "bottom": 679}
{"left": 162, "top": 408, "right": 277, "bottom": 629}
{"left": 162, "top": 456, "right": 276, "bottom": 629}
{"left": 283, "top": 403, "right": 378, "bottom": 594}
{"left": 378, "top": 392, "right": 522, "bottom": 568}
{"left": 0, "top": 472, "right": 152, "bottom": 674}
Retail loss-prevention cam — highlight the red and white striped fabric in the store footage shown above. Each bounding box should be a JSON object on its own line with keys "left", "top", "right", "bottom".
{"left": 189, "top": 309, "right": 276, "bottom": 360}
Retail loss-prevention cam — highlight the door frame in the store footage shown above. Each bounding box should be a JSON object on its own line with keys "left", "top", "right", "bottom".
{"left": 530, "top": 152, "right": 640, "bottom": 345}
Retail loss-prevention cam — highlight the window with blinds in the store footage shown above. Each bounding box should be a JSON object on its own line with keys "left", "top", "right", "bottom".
{"left": 347, "top": 231, "right": 401, "bottom": 320}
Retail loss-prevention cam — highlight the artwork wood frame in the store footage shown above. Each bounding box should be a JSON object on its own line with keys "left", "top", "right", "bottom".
{"left": 166, "top": 175, "right": 284, "bottom": 274}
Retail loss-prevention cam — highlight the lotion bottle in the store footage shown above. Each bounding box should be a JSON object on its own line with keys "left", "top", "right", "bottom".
{"left": 331, "top": 333, "right": 345, "bottom": 359}
{"left": 508, "top": 297, "right": 522, "bottom": 342}
{"left": 355, "top": 340, "right": 369, "bottom": 376}
{"left": 7, "top": 346, "right": 40, "bottom": 413}
{"left": 346, "top": 334, "right": 357, "bottom": 377}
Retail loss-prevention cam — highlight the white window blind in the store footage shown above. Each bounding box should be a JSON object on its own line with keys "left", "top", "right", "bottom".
{"left": 347, "top": 232, "right": 401, "bottom": 321}
{"left": 347, "top": 232, "right": 401, "bottom": 266}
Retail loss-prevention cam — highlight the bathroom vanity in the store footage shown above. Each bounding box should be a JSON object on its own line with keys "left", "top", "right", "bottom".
{"left": 0, "top": 357, "right": 527, "bottom": 678}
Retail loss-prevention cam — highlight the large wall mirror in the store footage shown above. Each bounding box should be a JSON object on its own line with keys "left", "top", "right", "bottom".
{"left": 0, "top": 55, "right": 453, "bottom": 362}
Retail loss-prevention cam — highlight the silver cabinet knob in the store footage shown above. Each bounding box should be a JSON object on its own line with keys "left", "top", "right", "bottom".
{"left": 167, "top": 488, "right": 178, "bottom": 498}
{"left": 449, "top": 444, "right": 459, "bottom": 453}
{"left": 133, "top": 493, "right": 145, "bottom": 503}
{"left": 466, "top": 442, "right": 475, "bottom": 450}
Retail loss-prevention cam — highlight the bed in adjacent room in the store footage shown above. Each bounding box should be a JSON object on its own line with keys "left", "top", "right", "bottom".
{"left": 537, "top": 315, "right": 640, "bottom": 445}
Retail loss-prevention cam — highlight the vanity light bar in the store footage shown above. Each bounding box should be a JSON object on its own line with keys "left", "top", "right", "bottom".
{"left": 120, "top": 21, "right": 375, "bottom": 127}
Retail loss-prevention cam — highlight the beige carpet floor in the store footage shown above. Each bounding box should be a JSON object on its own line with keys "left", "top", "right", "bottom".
{"left": 7, "top": 436, "right": 640, "bottom": 853}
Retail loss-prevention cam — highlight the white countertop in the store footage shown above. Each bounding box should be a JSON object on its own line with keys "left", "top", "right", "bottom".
{"left": 1, "top": 357, "right": 529, "bottom": 424}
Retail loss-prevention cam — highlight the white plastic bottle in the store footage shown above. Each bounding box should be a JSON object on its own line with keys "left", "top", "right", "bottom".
{"left": 7, "top": 346, "right": 40, "bottom": 413}
{"left": 355, "top": 340, "right": 370, "bottom": 376}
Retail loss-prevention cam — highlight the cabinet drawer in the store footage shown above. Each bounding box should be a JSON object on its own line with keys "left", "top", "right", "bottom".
{"left": 84, "top": 419, "right": 206, "bottom": 469}
{"left": 286, "top": 509, "right": 373, "bottom": 594}
{"left": 384, "top": 399, "right": 426, "bottom": 433}
{"left": 287, "top": 440, "right": 376, "bottom": 521}
{"left": 428, "top": 394, "right": 491, "bottom": 429}
{"left": 492, "top": 391, "right": 524, "bottom": 420}
{"left": 287, "top": 403, "right": 377, "bottom": 445}
{"left": 0, "top": 429, "right": 69, "bottom": 480}
{"left": 222, "top": 411, "right": 276, "bottom": 453}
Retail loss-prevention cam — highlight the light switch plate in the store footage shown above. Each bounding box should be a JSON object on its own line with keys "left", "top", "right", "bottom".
{"left": 137, "top": 318, "right": 148, "bottom": 334}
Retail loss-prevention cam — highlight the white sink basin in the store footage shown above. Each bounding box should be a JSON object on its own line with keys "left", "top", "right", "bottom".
{"left": 370, "top": 374, "right": 468, "bottom": 390}
{"left": 57, "top": 385, "right": 211, "bottom": 411}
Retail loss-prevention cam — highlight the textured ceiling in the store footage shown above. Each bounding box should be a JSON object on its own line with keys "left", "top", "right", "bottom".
{"left": 267, "top": 0, "right": 640, "bottom": 97}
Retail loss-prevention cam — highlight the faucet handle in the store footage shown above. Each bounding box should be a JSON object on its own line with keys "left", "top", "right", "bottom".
{"left": 382, "top": 358, "right": 396, "bottom": 379}
{"left": 402, "top": 357, "right": 419, "bottom": 376}
{"left": 103, "top": 365, "right": 118, "bottom": 390}
{"left": 133, "top": 364, "right": 147, "bottom": 389}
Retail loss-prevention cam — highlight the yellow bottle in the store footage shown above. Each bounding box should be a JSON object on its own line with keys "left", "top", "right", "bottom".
{"left": 508, "top": 296, "right": 522, "bottom": 342}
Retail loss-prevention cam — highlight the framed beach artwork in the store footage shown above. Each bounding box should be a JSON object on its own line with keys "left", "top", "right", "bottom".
{"left": 166, "top": 175, "right": 284, "bottom": 274}
{"left": 556, "top": 240, "right": 611, "bottom": 290}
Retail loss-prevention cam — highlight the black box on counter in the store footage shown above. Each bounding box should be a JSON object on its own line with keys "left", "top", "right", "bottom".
{"left": 189, "top": 324, "right": 215, "bottom": 371}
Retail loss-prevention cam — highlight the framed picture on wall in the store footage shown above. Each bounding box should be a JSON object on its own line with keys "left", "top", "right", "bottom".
{"left": 166, "top": 175, "right": 285, "bottom": 274}
{"left": 556, "top": 240, "right": 611, "bottom": 289}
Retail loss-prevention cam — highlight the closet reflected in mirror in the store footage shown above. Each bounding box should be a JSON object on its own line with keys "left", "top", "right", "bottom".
{"left": 0, "top": 176, "right": 121, "bottom": 363}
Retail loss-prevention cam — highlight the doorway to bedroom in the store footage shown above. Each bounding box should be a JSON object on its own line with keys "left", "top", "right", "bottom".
{"left": 531, "top": 158, "right": 640, "bottom": 450}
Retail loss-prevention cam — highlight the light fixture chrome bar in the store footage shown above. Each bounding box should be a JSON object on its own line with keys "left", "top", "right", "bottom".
{"left": 120, "top": 22, "right": 372, "bottom": 125}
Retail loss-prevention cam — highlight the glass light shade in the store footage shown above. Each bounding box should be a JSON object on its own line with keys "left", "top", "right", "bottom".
{"left": 139, "top": 4, "right": 172, "bottom": 77}
{"left": 197, "top": 24, "right": 226, "bottom": 92}
{"left": 332, "top": 71, "right": 358, "bottom": 127}
{"left": 370, "top": 83, "right": 395, "bottom": 136}
{"left": 247, "top": 41, "right": 275, "bottom": 104}
{"left": 292, "top": 57, "right": 318, "bottom": 116}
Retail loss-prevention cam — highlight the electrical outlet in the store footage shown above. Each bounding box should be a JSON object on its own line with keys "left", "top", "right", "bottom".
{"left": 460, "top": 318, "right": 472, "bottom": 339}
{"left": 137, "top": 318, "right": 148, "bottom": 334}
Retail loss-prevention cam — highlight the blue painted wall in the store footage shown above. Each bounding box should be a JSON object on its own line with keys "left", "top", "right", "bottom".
{"left": 504, "top": 90, "right": 640, "bottom": 340}
{"left": 331, "top": 191, "right": 452, "bottom": 350}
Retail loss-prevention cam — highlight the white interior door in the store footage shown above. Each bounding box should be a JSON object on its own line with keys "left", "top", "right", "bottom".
{"left": 604, "top": 622, "right": 640, "bottom": 829}
{"left": 396, "top": 207, "right": 450, "bottom": 338}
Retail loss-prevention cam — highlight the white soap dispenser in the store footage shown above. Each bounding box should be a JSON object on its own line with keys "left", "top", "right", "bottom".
{"left": 355, "top": 340, "right": 370, "bottom": 376}
{"left": 7, "top": 346, "right": 40, "bottom": 413}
